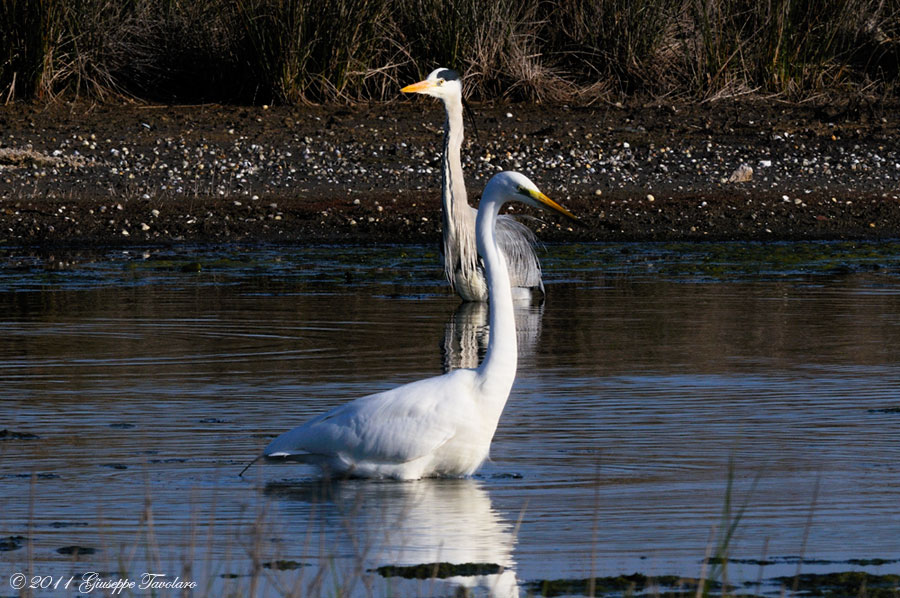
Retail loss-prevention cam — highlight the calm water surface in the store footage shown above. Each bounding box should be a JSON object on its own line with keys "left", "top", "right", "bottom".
{"left": 2, "top": 242, "right": 900, "bottom": 597}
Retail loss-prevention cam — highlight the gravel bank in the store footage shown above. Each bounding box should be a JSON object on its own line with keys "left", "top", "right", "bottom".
{"left": 1, "top": 99, "right": 899, "bottom": 247}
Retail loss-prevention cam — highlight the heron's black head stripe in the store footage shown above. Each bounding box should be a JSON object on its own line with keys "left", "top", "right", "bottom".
{"left": 436, "top": 69, "right": 460, "bottom": 81}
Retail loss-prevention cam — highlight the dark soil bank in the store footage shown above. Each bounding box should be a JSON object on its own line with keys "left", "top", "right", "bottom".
{"left": 1, "top": 99, "right": 899, "bottom": 247}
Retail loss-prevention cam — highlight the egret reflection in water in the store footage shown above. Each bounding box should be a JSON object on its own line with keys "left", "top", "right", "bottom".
{"left": 264, "top": 477, "right": 519, "bottom": 597}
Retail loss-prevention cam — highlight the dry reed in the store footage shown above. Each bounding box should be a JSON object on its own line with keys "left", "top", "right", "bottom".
{"left": 1, "top": 1, "right": 898, "bottom": 104}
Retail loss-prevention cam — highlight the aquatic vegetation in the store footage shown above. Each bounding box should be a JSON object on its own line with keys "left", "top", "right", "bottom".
{"left": 525, "top": 573, "right": 718, "bottom": 597}
{"left": 543, "top": 240, "right": 900, "bottom": 283}
{"left": 0, "top": 535, "right": 25, "bottom": 552}
{"left": 846, "top": 559, "right": 900, "bottom": 566}
{"left": 0, "top": 429, "right": 39, "bottom": 440}
{"left": 773, "top": 571, "right": 900, "bottom": 598}
{"left": 56, "top": 545, "right": 97, "bottom": 556}
{"left": 263, "top": 559, "right": 307, "bottom": 571}
{"left": 372, "top": 562, "right": 502, "bottom": 579}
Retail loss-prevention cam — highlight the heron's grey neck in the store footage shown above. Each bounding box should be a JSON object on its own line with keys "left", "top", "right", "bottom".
{"left": 474, "top": 196, "right": 517, "bottom": 409}
{"left": 441, "top": 95, "right": 478, "bottom": 290}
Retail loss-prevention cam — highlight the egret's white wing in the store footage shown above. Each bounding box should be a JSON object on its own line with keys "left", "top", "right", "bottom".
{"left": 266, "top": 371, "right": 474, "bottom": 464}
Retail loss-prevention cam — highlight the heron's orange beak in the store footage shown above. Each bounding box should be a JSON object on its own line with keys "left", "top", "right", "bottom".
{"left": 401, "top": 80, "right": 437, "bottom": 94}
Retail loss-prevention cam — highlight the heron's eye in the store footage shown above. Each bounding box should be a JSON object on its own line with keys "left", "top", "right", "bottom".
{"left": 437, "top": 79, "right": 445, "bottom": 85}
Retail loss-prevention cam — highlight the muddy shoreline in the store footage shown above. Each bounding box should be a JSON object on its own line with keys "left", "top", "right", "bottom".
{"left": 1, "top": 99, "right": 899, "bottom": 248}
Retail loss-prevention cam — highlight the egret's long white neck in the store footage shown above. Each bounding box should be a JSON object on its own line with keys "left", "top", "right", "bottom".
{"left": 474, "top": 193, "right": 517, "bottom": 407}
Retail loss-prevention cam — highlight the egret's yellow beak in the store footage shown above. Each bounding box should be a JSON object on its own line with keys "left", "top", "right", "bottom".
{"left": 401, "top": 79, "right": 437, "bottom": 94}
{"left": 524, "top": 188, "right": 579, "bottom": 222}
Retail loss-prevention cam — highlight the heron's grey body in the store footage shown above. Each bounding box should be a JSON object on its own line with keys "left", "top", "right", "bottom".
{"left": 406, "top": 69, "right": 544, "bottom": 302}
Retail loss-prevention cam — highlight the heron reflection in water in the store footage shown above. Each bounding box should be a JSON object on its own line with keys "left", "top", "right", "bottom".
{"left": 441, "top": 301, "right": 544, "bottom": 373}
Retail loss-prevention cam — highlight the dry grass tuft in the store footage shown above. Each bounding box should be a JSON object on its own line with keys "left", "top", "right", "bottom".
{"left": 0, "top": 0, "right": 898, "bottom": 104}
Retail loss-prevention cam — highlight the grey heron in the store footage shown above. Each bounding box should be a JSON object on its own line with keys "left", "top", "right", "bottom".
{"left": 402, "top": 68, "right": 548, "bottom": 302}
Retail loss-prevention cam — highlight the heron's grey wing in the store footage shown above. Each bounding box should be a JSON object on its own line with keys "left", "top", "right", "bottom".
{"left": 496, "top": 214, "right": 542, "bottom": 290}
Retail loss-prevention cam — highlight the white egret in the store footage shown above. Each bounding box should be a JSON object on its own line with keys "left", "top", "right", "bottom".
{"left": 402, "top": 68, "right": 546, "bottom": 302}
{"left": 251, "top": 172, "right": 576, "bottom": 480}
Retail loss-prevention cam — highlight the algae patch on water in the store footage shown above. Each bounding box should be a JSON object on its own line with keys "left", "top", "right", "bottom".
{"left": 372, "top": 562, "right": 502, "bottom": 579}
{"left": 545, "top": 240, "right": 900, "bottom": 284}
{"left": 525, "top": 573, "right": 717, "bottom": 597}
{"left": 525, "top": 570, "right": 900, "bottom": 598}
{"left": 772, "top": 571, "right": 900, "bottom": 598}
{"left": 0, "top": 428, "right": 39, "bottom": 440}
{"left": 0, "top": 536, "right": 25, "bottom": 551}
{"left": 263, "top": 560, "right": 307, "bottom": 571}
{"left": 57, "top": 545, "right": 97, "bottom": 556}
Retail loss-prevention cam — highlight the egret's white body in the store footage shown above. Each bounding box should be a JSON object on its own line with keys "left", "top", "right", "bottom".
{"left": 261, "top": 172, "right": 575, "bottom": 480}
{"left": 266, "top": 368, "right": 505, "bottom": 479}
{"left": 402, "top": 68, "right": 544, "bottom": 302}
